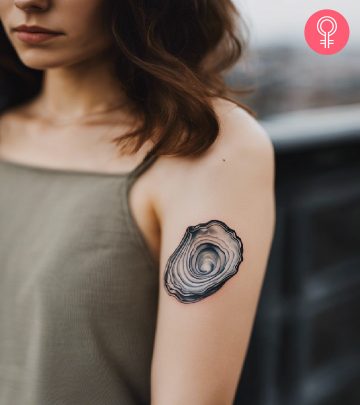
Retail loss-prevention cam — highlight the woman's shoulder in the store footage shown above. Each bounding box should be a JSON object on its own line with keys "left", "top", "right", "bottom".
{"left": 150, "top": 97, "right": 275, "bottom": 214}
{"left": 153, "top": 97, "right": 274, "bottom": 180}
{"left": 0, "top": 103, "right": 29, "bottom": 133}
{"left": 195, "top": 97, "right": 275, "bottom": 179}
{"left": 0, "top": 106, "right": 27, "bottom": 148}
{"left": 211, "top": 97, "right": 273, "bottom": 154}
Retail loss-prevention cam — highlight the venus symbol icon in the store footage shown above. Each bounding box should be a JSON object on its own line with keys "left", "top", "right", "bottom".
{"left": 305, "top": 9, "right": 349, "bottom": 55}
{"left": 317, "top": 16, "right": 337, "bottom": 48}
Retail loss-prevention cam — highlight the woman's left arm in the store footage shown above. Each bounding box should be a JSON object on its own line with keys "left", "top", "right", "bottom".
{"left": 151, "top": 112, "right": 276, "bottom": 405}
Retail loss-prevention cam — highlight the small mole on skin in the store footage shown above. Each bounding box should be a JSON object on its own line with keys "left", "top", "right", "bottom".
{"left": 222, "top": 158, "right": 226, "bottom": 162}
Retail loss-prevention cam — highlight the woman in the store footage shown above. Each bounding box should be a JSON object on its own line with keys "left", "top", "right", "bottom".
{"left": 0, "top": 1, "right": 276, "bottom": 404}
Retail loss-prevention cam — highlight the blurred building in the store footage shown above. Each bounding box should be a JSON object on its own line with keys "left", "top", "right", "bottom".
{"left": 229, "top": 2, "right": 360, "bottom": 405}
{"left": 228, "top": 46, "right": 360, "bottom": 118}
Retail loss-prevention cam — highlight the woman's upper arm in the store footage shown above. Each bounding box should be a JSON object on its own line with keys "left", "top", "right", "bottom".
{"left": 150, "top": 112, "right": 276, "bottom": 405}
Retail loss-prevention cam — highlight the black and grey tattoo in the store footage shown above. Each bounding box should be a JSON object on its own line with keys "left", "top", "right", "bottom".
{"left": 164, "top": 219, "right": 244, "bottom": 304}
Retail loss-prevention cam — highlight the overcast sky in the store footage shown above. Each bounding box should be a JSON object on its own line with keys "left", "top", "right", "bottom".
{"left": 234, "top": 0, "right": 360, "bottom": 49}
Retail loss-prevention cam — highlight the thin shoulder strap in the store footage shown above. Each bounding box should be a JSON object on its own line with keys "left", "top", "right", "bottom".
{"left": 126, "top": 146, "right": 158, "bottom": 182}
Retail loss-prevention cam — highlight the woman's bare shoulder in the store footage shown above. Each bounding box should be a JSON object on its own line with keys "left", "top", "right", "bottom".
{"left": 0, "top": 107, "right": 21, "bottom": 146}
{"left": 152, "top": 97, "right": 274, "bottom": 183}
{"left": 200, "top": 97, "right": 275, "bottom": 177}
{"left": 212, "top": 97, "right": 272, "bottom": 149}
{"left": 150, "top": 97, "right": 275, "bottom": 219}
{"left": 0, "top": 104, "right": 28, "bottom": 133}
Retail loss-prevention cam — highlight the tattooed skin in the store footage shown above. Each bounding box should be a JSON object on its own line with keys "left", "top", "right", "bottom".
{"left": 164, "top": 219, "right": 244, "bottom": 304}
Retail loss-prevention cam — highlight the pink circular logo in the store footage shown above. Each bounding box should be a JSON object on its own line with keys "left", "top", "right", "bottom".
{"left": 304, "top": 9, "right": 350, "bottom": 55}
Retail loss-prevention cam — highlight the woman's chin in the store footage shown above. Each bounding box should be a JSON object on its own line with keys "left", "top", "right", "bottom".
{"left": 16, "top": 53, "right": 66, "bottom": 71}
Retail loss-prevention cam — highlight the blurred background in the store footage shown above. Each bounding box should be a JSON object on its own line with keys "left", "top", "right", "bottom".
{"left": 229, "top": 1, "right": 360, "bottom": 405}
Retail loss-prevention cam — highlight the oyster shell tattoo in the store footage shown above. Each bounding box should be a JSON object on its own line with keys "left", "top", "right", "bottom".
{"left": 164, "top": 219, "right": 244, "bottom": 304}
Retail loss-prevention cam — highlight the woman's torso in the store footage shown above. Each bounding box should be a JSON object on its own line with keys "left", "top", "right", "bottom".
{"left": 0, "top": 107, "right": 162, "bottom": 404}
{"left": 0, "top": 105, "right": 161, "bottom": 265}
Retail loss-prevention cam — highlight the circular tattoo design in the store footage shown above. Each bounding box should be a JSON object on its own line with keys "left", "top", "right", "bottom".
{"left": 164, "top": 219, "right": 244, "bottom": 304}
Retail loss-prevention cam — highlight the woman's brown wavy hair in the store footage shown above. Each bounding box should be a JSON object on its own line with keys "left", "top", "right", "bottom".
{"left": 0, "top": 0, "right": 255, "bottom": 158}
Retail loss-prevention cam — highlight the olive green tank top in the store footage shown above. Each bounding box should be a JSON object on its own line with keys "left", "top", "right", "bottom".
{"left": 0, "top": 150, "right": 159, "bottom": 405}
